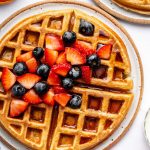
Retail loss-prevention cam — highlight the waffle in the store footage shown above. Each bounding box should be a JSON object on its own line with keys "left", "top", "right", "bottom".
{"left": 0, "top": 9, "right": 134, "bottom": 150}
{"left": 112, "top": 0, "right": 150, "bottom": 15}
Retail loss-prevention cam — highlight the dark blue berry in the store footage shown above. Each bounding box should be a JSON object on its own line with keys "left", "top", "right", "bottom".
{"left": 87, "top": 54, "right": 100, "bottom": 69}
{"left": 34, "top": 82, "right": 49, "bottom": 95}
{"left": 62, "top": 31, "right": 76, "bottom": 45}
{"left": 33, "top": 47, "right": 44, "bottom": 59}
{"left": 12, "top": 84, "right": 26, "bottom": 98}
{"left": 68, "top": 66, "right": 81, "bottom": 79}
{"left": 62, "top": 78, "right": 74, "bottom": 90}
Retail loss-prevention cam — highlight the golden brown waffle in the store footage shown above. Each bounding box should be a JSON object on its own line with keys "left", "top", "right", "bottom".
{"left": 0, "top": 9, "right": 134, "bottom": 150}
{"left": 112, "top": 0, "right": 150, "bottom": 15}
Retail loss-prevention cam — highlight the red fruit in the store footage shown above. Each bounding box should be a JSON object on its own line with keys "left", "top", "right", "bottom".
{"left": 66, "top": 47, "right": 86, "bottom": 65}
{"left": 26, "top": 58, "right": 38, "bottom": 73}
{"left": 54, "top": 93, "right": 71, "bottom": 107}
{"left": 47, "top": 71, "right": 61, "bottom": 85}
{"left": 53, "top": 86, "right": 67, "bottom": 94}
{"left": 41, "top": 56, "right": 46, "bottom": 64}
{"left": 42, "top": 89, "right": 55, "bottom": 106}
{"left": 16, "top": 51, "right": 32, "bottom": 62}
{"left": 52, "top": 63, "right": 71, "bottom": 77}
{"left": 97, "top": 44, "right": 112, "bottom": 60}
{"left": 45, "top": 48, "right": 58, "bottom": 67}
{"left": 45, "top": 34, "right": 64, "bottom": 51}
{"left": 1, "top": 68, "right": 16, "bottom": 91}
{"left": 10, "top": 99, "right": 28, "bottom": 117}
{"left": 23, "top": 89, "right": 41, "bottom": 104}
{"left": 81, "top": 66, "right": 91, "bottom": 84}
{"left": 73, "top": 41, "right": 95, "bottom": 56}
{"left": 56, "top": 52, "right": 67, "bottom": 64}
{"left": 17, "top": 73, "right": 41, "bottom": 89}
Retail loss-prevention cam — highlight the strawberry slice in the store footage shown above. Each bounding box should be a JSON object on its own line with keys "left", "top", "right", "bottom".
{"left": 23, "top": 89, "right": 41, "bottom": 104}
{"left": 47, "top": 71, "right": 61, "bottom": 85}
{"left": 42, "top": 89, "right": 55, "bottom": 106}
{"left": 53, "top": 86, "right": 67, "bottom": 94}
{"left": 54, "top": 93, "right": 71, "bottom": 107}
{"left": 1, "top": 68, "right": 16, "bottom": 91}
{"left": 56, "top": 52, "right": 67, "bottom": 64}
{"left": 16, "top": 51, "right": 32, "bottom": 62}
{"left": 17, "top": 73, "right": 41, "bottom": 89}
{"left": 45, "top": 48, "right": 58, "bottom": 67}
{"left": 97, "top": 44, "right": 112, "bottom": 60}
{"left": 73, "top": 41, "right": 95, "bottom": 56}
{"left": 26, "top": 58, "right": 38, "bottom": 73}
{"left": 10, "top": 99, "right": 28, "bottom": 117}
{"left": 45, "top": 34, "right": 64, "bottom": 51}
{"left": 66, "top": 47, "right": 86, "bottom": 65}
{"left": 81, "top": 66, "right": 91, "bottom": 84}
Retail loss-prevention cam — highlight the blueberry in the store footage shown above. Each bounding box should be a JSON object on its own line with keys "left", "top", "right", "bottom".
{"left": 68, "top": 94, "right": 82, "bottom": 109}
{"left": 87, "top": 54, "right": 100, "bottom": 69}
{"left": 33, "top": 47, "right": 44, "bottom": 59}
{"left": 12, "top": 84, "right": 26, "bottom": 98}
{"left": 79, "top": 19, "right": 94, "bottom": 36}
{"left": 13, "top": 62, "right": 28, "bottom": 76}
{"left": 34, "top": 81, "right": 49, "bottom": 95}
{"left": 36, "top": 64, "right": 50, "bottom": 80}
{"left": 62, "top": 31, "right": 76, "bottom": 45}
{"left": 68, "top": 66, "right": 81, "bottom": 79}
{"left": 62, "top": 78, "right": 74, "bottom": 90}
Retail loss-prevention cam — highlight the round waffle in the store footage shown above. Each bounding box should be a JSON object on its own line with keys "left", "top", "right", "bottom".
{"left": 0, "top": 6, "right": 135, "bottom": 150}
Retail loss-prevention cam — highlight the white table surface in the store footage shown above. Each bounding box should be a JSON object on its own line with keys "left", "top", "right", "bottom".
{"left": 0, "top": 0, "right": 150, "bottom": 150}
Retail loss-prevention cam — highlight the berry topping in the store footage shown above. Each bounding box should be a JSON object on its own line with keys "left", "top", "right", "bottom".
{"left": 54, "top": 93, "right": 71, "bottom": 107}
{"left": 36, "top": 64, "right": 50, "bottom": 80}
{"left": 1, "top": 68, "right": 16, "bottom": 91}
{"left": 68, "top": 94, "right": 82, "bottom": 109}
{"left": 17, "top": 73, "right": 41, "bottom": 89}
{"left": 86, "top": 54, "right": 100, "bottom": 69}
{"left": 68, "top": 66, "right": 81, "bottom": 79}
{"left": 16, "top": 51, "right": 32, "bottom": 62}
{"left": 62, "top": 31, "right": 76, "bottom": 45}
{"left": 53, "top": 86, "right": 67, "bottom": 94}
{"left": 62, "top": 77, "right": 74, "bottom": 90}
{"left": 81, "top": 66, "right": 91, "bottom": 84}
{"left": 26, "top": 58, "right": 38, "bottom": 73}
{"left": 79, "top": 19, "right": 94, "bottom": 36}
{"left": 34, "top": 81, "right": 49, "bottom": 95}
{"left": 13, "top": 62, "right": 28, "bottom": 76}
{"left": 56, "top": 52, "right": 67, "bottom": 64}
{"left": 52, "top": 63, "right": 71, "bottom": 77}
{"left": 32, "top": 47, "right": 44, "bottom": 59}
{"left": 66, "top": 47, "right": 86, "bottom": 65}
{"left": 11, "top": 84, "right": 26, "bottom": 98}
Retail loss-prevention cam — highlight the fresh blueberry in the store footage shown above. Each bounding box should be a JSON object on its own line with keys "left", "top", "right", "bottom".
{"left": 62, "top": 31, "right": 76, "bottom": 45}
{"left": 87, "top": 54, "right": 100, "bottom": 69}
{"left": 33, "top": 47, "right": 44, "bottom": 59}
{"left": 68, "top": 66, "right": 81, "bottom": 79}
{"left": 62, "top": 77, "right": 74, "bottom": 90}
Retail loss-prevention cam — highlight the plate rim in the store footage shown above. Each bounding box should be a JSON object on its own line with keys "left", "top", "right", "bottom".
{"left": 0, "top": 0, "right": 144, "bottom": 150}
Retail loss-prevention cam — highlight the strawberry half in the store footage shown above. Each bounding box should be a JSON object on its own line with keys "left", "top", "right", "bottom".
{"left": 26, "top": 57, "right": 38, "bottom": 73}
{"left": 56, "top": 52, "right": 67, "bottom": 64}
{"left": 66, "top": 47, "right": 86, "bottom": 65}
{"left": 10, "top": 99, "right": 28, "bottom": 117}
{"left": 1, "top": 68, "right": 16, "bottom": 91}
{"left": 81, "top": 66, "right": 91, "bottom": 84}
{"left": 23, "top": 89, "right": 41, "bottom": 104}
{"left": 42, "top": 89, "right": 55, "bottom": 106}
{"left": 52, "top": 63, "right": 71, "bottom": 77}
{"left": 16, "top": 51, "right": 32, "bottom": 62}
{"left": 47, "top": 71, "right": 61, "bottom": 85}
{"left": 97, "top": 44, "right": 112, "bottom": 60}
{"left": 45, "top": 48, "right": 58, "bottom": 67}
{"left": 53, "top": 86, "right": 67, "bottom": 94}
{"left": 54, "top": 93, "right": 71, "bottom": 107}
{"left": 17, "top": 73, "right": 41, "bottom": 89}
{"left": 45, "top": 34, "right": 64, "bottom": 51}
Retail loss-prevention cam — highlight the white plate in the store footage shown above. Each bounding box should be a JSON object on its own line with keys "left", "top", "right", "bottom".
{"left": 0, "top": 1, "right": 143, "bottom": 149}
{"left": 94, "top": 0, "right": 150, "bottom": 24}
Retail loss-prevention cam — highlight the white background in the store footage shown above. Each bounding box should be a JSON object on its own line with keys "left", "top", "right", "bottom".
{"left": 0, "top": 0, "right": 150, "bottom": 150}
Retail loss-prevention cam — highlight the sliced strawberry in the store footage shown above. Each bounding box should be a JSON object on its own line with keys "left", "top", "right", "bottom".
{"left": 97, "top": 44, "right": 112, "bottom": 60}
{"left": 66, "top": 47, "right": 86, "bottom": 65}
{"left": 56, "top": 52, "right": 67, "bottom": 64}
{"left": 42, "top": 89, "right": 55, "bottom": 106}
{"left": 45, "top": 48, "right": 58, "bottom": 67}
{"left": 81, "top": 66, "right": 91, "bottom": 84}
{"left": 45, "top": 34, "right": 64, "bottom": 51}
{"left": 26, "top": 58, "right": 38, "bottom": 73}
{"left": 53, "top": 86, "right": 67, "bottom": 94}
{"left": 47, "top": 71, "right": 61, "bottom": 85}
{"left": 73, "top": 41, "right": 95, "bottom": 56}
{"left": 23, "top": 89, "right": 41, "bottom": 104}
{"left": 16, "top": 51, "right": 32, "bottom": 62}
{"left": 17, "top": 73, "right": 41, "bottom": 89}
{"left": 1, "top": 68, "right": 16, "bottom": 91}
{"left": 54, "top": 93, "right": 71, "bottom": 107}
{"left": 10, "top": 99, "right": 28, "bottom": 117}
